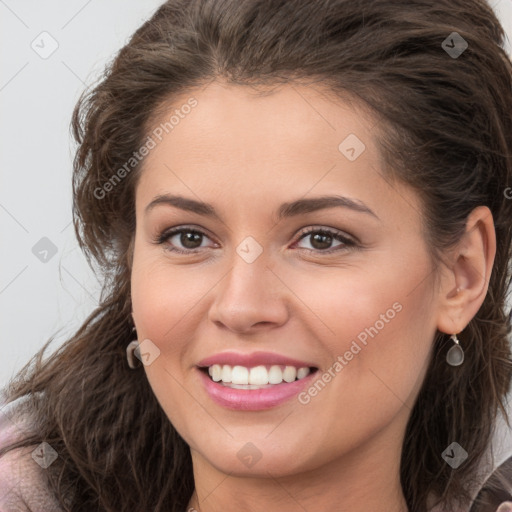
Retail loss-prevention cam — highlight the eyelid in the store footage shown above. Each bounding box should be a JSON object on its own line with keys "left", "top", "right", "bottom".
{"left": 153, "top": 224, "right": 219, "bottom": 252}
{"left": 291, "top": 226, "right": 357, "bottom": 254}
{"left": 154, "top": 224, "right": 358, "bottom": 254}
{"left": 295, "top": 225, "right": 358, "bottom": 244}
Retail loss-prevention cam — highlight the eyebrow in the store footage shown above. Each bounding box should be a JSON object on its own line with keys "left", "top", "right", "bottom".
{"left": 144, "top": 194, "right": 379, "bottom": 220}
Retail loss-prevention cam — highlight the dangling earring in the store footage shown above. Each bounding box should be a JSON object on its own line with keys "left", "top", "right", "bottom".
{"left": 126, "top": 326, "right": 142, "bottom": 369}
{"left": 446, "top": 333, "right": 464, "bottom": 366}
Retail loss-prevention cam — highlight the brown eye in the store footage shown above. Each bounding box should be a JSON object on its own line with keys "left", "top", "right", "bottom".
{"left": 295, "top": 228, "right": 356, "bottom": 253}
{"left": 178, "top": 231, "right": 203, "bottom": 249}
{"left": 154, "top": 227, "right": 215, "bottom": 254}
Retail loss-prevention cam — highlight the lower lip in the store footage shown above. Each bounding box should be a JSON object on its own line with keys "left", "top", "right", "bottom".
{"left": 197, "top": 368, "right": 318, "bottom": 411}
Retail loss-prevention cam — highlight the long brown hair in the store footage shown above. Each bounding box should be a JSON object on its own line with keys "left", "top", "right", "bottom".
{"left": 1, "top": 1, "right": 512, "bottom": 511}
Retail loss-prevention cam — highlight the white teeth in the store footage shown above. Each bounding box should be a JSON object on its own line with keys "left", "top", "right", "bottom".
{"left": 205, "top": 364, "right": 312, "bottom": 386}
{"left": 209, "top": 364, "right": 222, "bottom": 382}
{"left": 282, "top": 366, "right": 297, "bottom": 383}
{"left": 249, "top": 365, "right": 268, "bottom": 386}
{"left": 221, "top": 365, "right": 232, "bottom": 383}
{"left": 268, "top": 365, "right": 283, "bottom": 384}
{"left": 297, "top": 367, "right": 310, "bottom": 379}
{"left": 231, "top": 365, "right": 249, "bottom": 385}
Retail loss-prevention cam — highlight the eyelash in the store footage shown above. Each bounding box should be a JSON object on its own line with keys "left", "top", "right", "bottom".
{"left": 152, "top": 225, "right": 358, "bottom": 255}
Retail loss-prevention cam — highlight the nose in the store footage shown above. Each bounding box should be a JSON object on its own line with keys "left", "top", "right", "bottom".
{"left": 208, "top": 249, "right": 290, "bottom": 334}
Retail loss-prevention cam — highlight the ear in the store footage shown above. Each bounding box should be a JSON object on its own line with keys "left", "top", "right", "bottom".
{"left": 436, "top": 206, "right": 496, "bottom": 335}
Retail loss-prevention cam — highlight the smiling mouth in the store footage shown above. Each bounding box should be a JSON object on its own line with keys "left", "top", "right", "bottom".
{"left": 198, "top": 364, "right": 318, "bottom": 389}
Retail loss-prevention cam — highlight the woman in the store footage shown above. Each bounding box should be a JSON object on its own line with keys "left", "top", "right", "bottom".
{"left": 0, "top": 0, "right": 511, "bottom": 511}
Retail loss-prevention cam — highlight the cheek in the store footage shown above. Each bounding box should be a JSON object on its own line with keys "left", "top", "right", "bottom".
{"left": 290, "top": 272, "right": 434, "bottom": 455}
{"left": 130, "top": 257, "right": 203, "bottom": 433}
{"left": 279, "top": 263, "right": 409, "bottom": 348}
{"left": 285, "top": 255, "right": 435, "bottom": 395}
{"left": 131, "top": 256, "right": 207, "bottom": 344}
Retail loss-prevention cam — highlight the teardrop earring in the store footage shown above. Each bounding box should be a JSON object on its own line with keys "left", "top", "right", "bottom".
{"left": 446, "top": 333, "right": 464, "bottom": 366}
{"left": 126, "top": 326, "right": 142, "bottom": 369}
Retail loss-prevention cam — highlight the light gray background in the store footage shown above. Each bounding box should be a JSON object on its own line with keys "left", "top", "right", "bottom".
{"left": 1, "top": 0, "right": 512, "bottom": 389}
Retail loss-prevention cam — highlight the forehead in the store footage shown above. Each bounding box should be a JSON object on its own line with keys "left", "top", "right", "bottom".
{"left": 135, "top": 80, "right": 421, "bottom": 228}
{"left": 146, "top": 80, "right": 377, "bottom": 164}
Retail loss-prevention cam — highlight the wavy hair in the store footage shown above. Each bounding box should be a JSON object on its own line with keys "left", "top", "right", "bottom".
{"left": 1, "top": 0, "right": 512, "bottom": 511}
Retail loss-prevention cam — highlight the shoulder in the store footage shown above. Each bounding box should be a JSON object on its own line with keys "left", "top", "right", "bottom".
{"left": 0, "top": 395, "right": 64, "bottom": 512}
{"left": 469, "top": 404, "right": 512, "bottom": 512}
{"left": 470, "top": 456, "right": 512, "bottom": 512}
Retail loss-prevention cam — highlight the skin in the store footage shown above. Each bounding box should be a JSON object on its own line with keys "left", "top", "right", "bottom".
{"left": 130, "top": 80, "right": 496, "bottom": 512}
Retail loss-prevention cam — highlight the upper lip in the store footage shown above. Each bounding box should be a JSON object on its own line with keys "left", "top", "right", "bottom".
{"left": 197, "top": 351, "right": 318, "bottom": 369}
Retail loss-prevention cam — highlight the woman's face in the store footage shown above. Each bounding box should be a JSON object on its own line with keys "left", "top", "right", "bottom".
{"left": 131, "top": 81, "right": 442, "bottom": 482}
